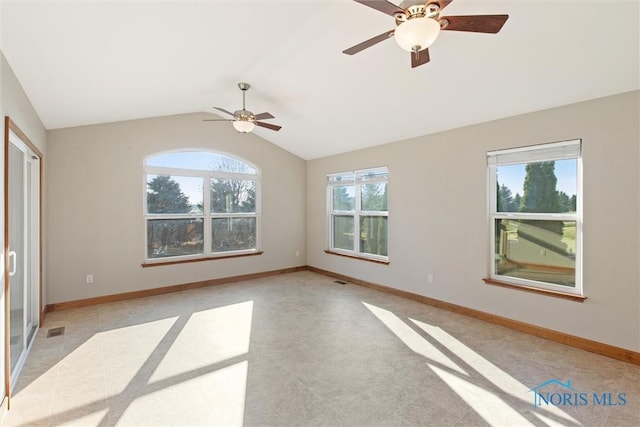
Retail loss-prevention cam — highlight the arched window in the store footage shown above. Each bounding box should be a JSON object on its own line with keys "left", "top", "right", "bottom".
{"left": 144, "top": 151, "right": 259, "bottom": 263}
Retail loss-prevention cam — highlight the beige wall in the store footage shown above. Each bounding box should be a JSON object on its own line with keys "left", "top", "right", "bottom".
{"left": 1, "top": 49, "right": 47, "bottom": 405}
{"left": 1, "top": 54, "right": 47, "bottom": 153}
{"left": 46, "top": 113, "right": 306, "bottom": 303}
{"left": 2, "top": 52, "right": 48, "bottom": 304}
{"left": 4, "top": 54, "right": 639, "bottom": 355}
{"left": 307, "top": 91, "right": 640, "bottom": 352}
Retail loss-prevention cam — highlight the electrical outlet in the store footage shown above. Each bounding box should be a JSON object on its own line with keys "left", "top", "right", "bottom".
{"left": 295, "top": 250, "right": 300, "bottom": 257}
{"left": 427, "top": 274, "right": 434, "bottom": 284}
{"left": 85, "top": 274, "right": 94, "bottom": 284}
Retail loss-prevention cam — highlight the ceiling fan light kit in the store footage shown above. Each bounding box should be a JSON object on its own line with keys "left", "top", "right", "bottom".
{"left": 394, "top": 16, "right": 440, "bottom": 52}
{"left": 344, "top": 0, "right": 508, "bottom": 68}
{"left": 232, "top": 119, "right": 255, "bottom": 133}
{"left": 204, "top": 82, "right": 282, "bottom": 133}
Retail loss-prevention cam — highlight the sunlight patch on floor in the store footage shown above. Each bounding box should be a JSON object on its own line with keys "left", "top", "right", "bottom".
{"left": 150, "top": 301, "right": 253, "bottom": 382}
{"left": 118, "top": 360, "right": 248, "bottom": 426}
{"left": 363, "top": 301, "right": 585, "bottom": 426}
{"left": 430, "top": 364, "right": 535, "bottom": 426}
{"left": 14, "top": 301, "right": 254, "bottom": 426}
{"left": 410, "top": 318, "right": 580, "bottom": 425}
{"left": 362, "top": 302, "right": 467, "bottom": 375}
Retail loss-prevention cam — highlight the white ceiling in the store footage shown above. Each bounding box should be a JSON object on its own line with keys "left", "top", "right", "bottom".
{"left": 1, "top": 0, "right": 638, "bottom": 160}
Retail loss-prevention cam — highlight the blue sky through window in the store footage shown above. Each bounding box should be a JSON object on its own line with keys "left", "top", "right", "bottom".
{"left": 146, "top": 151, "right": 256, "bottom": 208}
{"left": 146, "top": 151, "right": 255, "bottom": 174}
{"left": 497, "top": 159, "right": 577, "bottom": 198}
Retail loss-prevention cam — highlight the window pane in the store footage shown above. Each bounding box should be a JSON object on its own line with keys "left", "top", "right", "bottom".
{"left": 495, "top": 219, "right": 576, "bottom": 287}
{"left": 147, "top": 218, "right": 204, "bottom": 258}
{"left": 147, "top": 152, "right": 255, "bottom": 174}
{"left": 360, "top": 216, "right": 388, "bottom": 256}
{"left": 361, "top": 183, "right": 388, "bottom": 212}
{"left": 211, "top": 179, "right": 256, "bottom": 213}
{"left": 147, "top": 175, "right": 203, "bottom": 214}
{"left": 212, "top": 217, "right": 256, "bottom": 252}
{"left": 496, "top": 159, "right": 577, "bottom": 213}
{"left": 332, "top": 185, "right": 355, "bottom": 211}
{"left": 333, "top": 215, "right": 354, "bottom": 250}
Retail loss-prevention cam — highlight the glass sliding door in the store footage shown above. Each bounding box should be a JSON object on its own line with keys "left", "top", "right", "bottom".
{"left": 6, "top": 126, "right": 41, "bottom": 390}
{"left": 8, "top": 143, "right": 25, "bottom": 374}
{"left": 26, "top": 160, "right": 39, "bottom": 346}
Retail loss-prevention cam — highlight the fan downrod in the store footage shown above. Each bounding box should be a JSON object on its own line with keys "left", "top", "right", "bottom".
{"left": 237, "top": 82, "right": 251, "bottom": 113}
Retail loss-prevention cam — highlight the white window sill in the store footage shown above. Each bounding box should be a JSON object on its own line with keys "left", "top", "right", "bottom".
{"left": 483, "top": 278, "right": 587, "bottom": 302}
{"left": 325, "top": 250, "right": 389, "bottom": 265}
{"left": 142, "top": 251, "right": 263, "bottom": 267}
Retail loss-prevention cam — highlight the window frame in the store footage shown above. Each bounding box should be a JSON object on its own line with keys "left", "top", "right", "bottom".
{"left": 327, "top": 167, "right": 389, "bottom": 263}
{"left": 487, "top": 140, "right": 583, "bottom": 296}
{"left": 143, "top": 150, "right": 260, "bottom": 264}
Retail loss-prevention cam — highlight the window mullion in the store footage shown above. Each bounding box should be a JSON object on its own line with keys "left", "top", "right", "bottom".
{"left": 494, "top": 213, "right": 577, "bottom": 221}
{"left": 146, "top": 213, "right": 203, "bottom": 220}
{"left": 360, "top": 211, "right": 388, "bottom": 216}
{"left": 355, "top": 181, "right": 361, "bottom": 252}
{"left": 203, "top": 174, "right": 211, "bottom": 255}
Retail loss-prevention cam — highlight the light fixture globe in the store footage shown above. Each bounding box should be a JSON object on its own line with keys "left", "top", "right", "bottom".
{"left": 394, "top": 17, "right": 441, "bottom": 52}
{"left": 232, "top": 119, "right": 255, "bottom": 133}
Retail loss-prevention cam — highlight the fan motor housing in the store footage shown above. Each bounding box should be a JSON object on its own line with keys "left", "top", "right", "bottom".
{"left": 395, "top": 2, "right": 440, "bottom": 24}
{"left": 234, "top": 109, "right": 255, "bottom": 122}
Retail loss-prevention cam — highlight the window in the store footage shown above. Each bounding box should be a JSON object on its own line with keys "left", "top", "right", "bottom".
{"left": 487, "top": 140, "right": 582, "bottom": 295}
{"left": 144, "top": 151, "right": 259, "bottom": 262}
{"left": 328, "top": 167, "right": 388, "bottom": 262}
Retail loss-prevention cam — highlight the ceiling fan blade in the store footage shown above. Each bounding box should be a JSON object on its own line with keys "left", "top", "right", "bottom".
{"left": 203, "top": 119, "right": 233, "bottom": 122}
{"left": 353, "top": 0, "right": 404, "bottom": 17}
{"left": 213, "top": 107, "right": 235, "bottom": 116}
{"left": 428, "top": 0, "right": 454, "bottom": 11}
{"left": 440, "top": 15, "right": 509, "bottom": 34}
{"left": 343, "top": 29, "right": 394, "bottom": 55}
{"left": 255, "top": 121, "right": 282, "bottom": 131}
{"left": 411, "top": 48, "right": 430, "bottom": 68}
{"left": 254, "top": 112, "right": 275, "bottom": 120}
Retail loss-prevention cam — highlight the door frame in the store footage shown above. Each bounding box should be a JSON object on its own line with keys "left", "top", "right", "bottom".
{"left": 3, "top": 116, "right": 43, "bottom": 408}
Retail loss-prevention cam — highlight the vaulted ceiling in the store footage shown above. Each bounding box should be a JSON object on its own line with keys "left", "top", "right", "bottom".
{"left": 2, "top": 1, "right": 638, "bottom": 159}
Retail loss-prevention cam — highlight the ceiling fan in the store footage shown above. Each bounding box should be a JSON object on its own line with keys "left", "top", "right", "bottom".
{"left": 204, "top": 82, "right": 282, "bottom": 133}
{"left": 343, "top": 0, "right": 508, "bottom": 68}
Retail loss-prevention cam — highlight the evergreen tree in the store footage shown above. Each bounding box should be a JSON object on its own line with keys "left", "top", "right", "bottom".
{"left": 497, "top": 183, "right": 517, "bottom": 212}
{"left": 557, "top": 191, "right": 571, "bottom": 213}
{"left": 513, "top": 193, "right": 522, "bottom": 211}
{"left": 520, "top": 162, "right": 561, "bottom": 213}
{"left": 520, "top": 161, "right": 564, "bottom": 242}
{"left": 146, "top": 176, "right": 197, "bottom": 257}
{"left": 147, "top": 175, "right": 192, "bottom": 213}
{"left": 332, "top": 186, "right": 355, "bottom": 210}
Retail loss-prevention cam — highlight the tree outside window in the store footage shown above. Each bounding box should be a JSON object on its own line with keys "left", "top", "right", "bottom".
{"left": 489, "top": 140, "right": 582, "bottom": 294}
{"left": 144, "top": 151, "right": 259, "bottom": 262}
{"left": 328, "top": 168, "right": 388, "bottom": 261}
